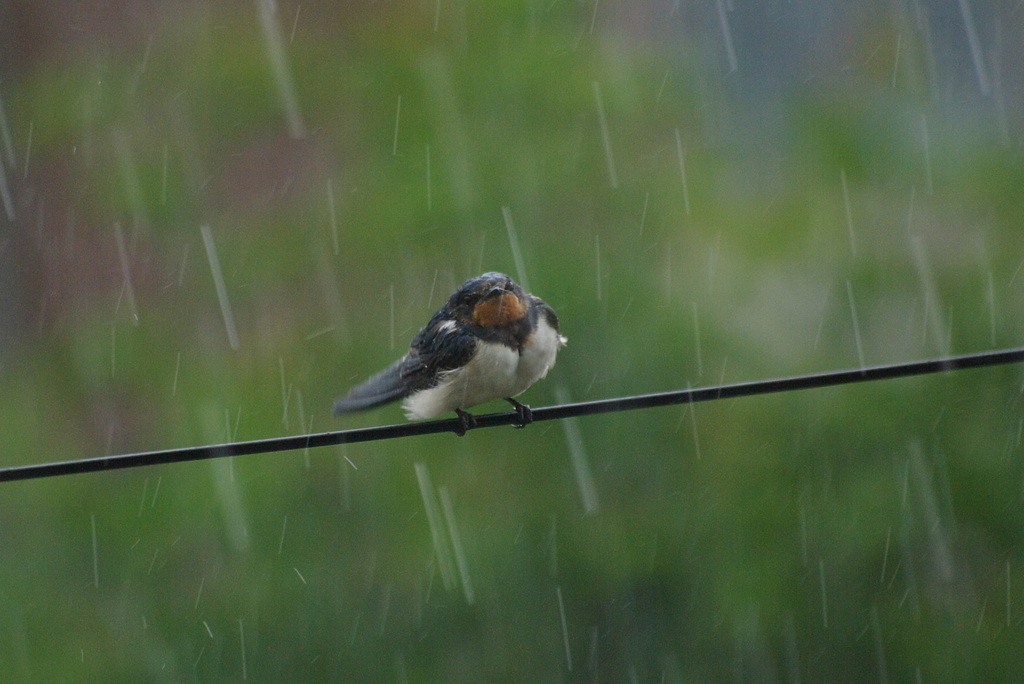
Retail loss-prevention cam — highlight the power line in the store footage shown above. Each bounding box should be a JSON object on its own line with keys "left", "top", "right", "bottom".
{"left": 2, "top": 346, "right": 1023, "bottom": 483}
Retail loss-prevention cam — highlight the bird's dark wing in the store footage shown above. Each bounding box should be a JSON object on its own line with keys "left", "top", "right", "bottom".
{"left": 332, "top": 358, "right": 411, "bottom": 415}
{"left": 402, "top": 314, "right": 477, "bottom": 389}
{"left": 528, "top": 295, "right": 561, "bottom": 334}
{"left": 332, "top": 314, "right": 476, "bottom": 416}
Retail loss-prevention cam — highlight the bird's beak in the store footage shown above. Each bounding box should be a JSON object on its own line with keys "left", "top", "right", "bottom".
{"left": 483, "top": 285, "right": 509, "bottom": 300}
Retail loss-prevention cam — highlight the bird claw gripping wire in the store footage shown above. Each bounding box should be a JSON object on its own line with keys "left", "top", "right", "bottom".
{"left": 450, "top": 400, "right": 532, "bottom": 435}
{"left": 506, "top": 399, "right": 533, "bottom": 428}
{"left": 453, "top": 409, "right": 478, "bottom": 436}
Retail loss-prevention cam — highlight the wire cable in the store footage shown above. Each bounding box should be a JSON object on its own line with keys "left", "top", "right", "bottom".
{"left": 2, "top": 346, "right": 1023, "bottom": 483}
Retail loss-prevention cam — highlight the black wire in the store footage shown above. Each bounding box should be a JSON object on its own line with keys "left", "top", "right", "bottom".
{"left": 3, "top": 346, "right": 1023, "bottom": 483}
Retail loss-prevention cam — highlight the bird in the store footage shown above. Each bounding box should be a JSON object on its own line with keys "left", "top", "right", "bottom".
{"left": 333, "top": 272, "right": 566, "bottom": 435}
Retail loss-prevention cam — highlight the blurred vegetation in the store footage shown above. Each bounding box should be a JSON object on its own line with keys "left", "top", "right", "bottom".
{"left": 2, "top": 1, "right": 1024, "bottom": 682}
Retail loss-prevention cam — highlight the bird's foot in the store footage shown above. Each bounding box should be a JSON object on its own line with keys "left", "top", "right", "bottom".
{"left": 453, "top": 408, "right": 477, "bottom": 436}
{"left": 506, "top": 398, "right": 533, "bottom": 428}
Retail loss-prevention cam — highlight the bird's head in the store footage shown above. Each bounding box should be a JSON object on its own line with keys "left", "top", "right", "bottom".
{"left": 447, "top": 272, "right": 528, "bottom": 329}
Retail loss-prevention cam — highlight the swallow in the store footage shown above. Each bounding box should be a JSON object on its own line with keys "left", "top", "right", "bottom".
{"left": 333, "top": 272, "right": 566, "bottom": 435}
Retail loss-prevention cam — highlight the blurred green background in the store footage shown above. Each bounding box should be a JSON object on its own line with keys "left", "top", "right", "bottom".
{"left": 2, "top": 1, "right": 1024, "bottom": 681}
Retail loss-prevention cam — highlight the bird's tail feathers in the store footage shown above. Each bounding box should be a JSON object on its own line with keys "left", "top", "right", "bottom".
{"left": 332, "top": 361, "right": 410, "bottom": 415}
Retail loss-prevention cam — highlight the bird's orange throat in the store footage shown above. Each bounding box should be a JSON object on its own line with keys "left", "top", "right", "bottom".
{"left": 472, "top": 293, "right": 526, "bottom": 328}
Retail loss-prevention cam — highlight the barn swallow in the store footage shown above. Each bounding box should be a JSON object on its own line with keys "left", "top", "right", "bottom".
{"left": 333, "top": 272, "right": 566, "bottom": 435}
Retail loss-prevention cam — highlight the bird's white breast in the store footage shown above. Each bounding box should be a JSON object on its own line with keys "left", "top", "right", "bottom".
{"left": 514, "top": 314, "right": 565, "bottom": 395}
{"left": 402, "top": 316, "right": 565, "bottom": 420}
